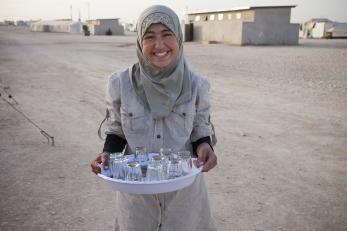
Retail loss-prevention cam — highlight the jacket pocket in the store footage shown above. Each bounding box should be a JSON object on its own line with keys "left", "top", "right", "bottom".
{"left": 120, "top": 105, "right": 148, "bottom": 134}
{"left": 170, "top": 105, "right": 195, "bottom": 136}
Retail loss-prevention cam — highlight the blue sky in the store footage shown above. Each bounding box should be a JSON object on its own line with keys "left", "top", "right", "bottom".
{"left": 1, "top": 0, "right": 347, "bottom": 23}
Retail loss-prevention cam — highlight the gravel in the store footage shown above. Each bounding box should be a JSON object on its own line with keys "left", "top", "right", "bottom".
{"left": 0, "top": 26, "right": 346, "bottom": 231}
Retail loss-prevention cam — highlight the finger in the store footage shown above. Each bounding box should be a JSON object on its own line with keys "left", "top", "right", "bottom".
{"left": 101, "top": 154, "right": 109, "bottom": 169}
{"left": 101, "top": 154, "right": 108, "bottom": 164}
{"left": 202, "top": 155, "right": 217, "bottom": 172}
{"left": 95, "top": 155, "right": 102, "bottom": 163}
{"left": 91, "top": 156, "right": 102, "bottom": 174}
{"left": 91, "top": 160, "right": 101, "bottom": 174}
{"left": 197, "top": 153, "right": 207, "bottom": 166}
{"left": 92, "top": 166, "right": 101, "bottom": 174}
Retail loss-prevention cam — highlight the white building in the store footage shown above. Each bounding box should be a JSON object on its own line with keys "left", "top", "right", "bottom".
{"left": 16, "top": 20, "right": 28, "bottom": 27}
{"left": 86, "top": 18, "right": 124, "bottom": 35}
{"left": 185, "top": 5, "right": 299, "bottom": 45}
{"left": 30, "top": 20, "right": 84, "bottom": 33}
{"left": 123, "top": 22, "right": 136, "bottom": 32}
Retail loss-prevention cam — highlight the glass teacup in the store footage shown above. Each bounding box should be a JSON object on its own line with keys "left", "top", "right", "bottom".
{"left": 160, "top": 148, "right": 173, "bottom": 179}
{"left": 111, "top": 152, "right": 127, "bottom": 180}
{"left": 177, "top": 150, "right": 192, "bottom": 175}
{"left": 125, "top": 161, "right": 143, "bottom": 181}
{"left": 146, "top": 155, "right": 164, "bottom": 181}
{"left": 167, "top": 158, "right": 183, "bottom": 179}
{"left": 135, "top": 146, "right": 148, "bottom": 162}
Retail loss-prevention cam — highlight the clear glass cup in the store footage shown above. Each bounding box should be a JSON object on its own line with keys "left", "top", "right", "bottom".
{"left": 167, "top": 158, "right": 183, "bottom": 179}
{"left": 125, "top": 161, "right": 143, "bottom": 181}
{"left": 109, "top": 153, "right": 116, "bottom": 175}
{"left": 160, "top": 148, "right": 172, "bottom": 159}
{"left": 159, "top": 148, "right": 172, "bottom": 179}
{"left": 111, "top": 153, "right": 127, "bottom": 180}
{"left": 135, "top": 146, "right": 148, "bottom": 163}
{"left": 177, "top": 150, "right": 192, "bottom": 175}
{"left": 146, "top": 155, "right": 164, "bottom": 181}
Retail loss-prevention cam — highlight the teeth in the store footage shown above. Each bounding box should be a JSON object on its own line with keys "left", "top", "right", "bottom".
{"left": 155, "top": 51, "right": 167, "bottom": 57}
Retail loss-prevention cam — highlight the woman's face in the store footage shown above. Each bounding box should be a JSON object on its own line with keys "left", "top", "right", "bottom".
{"left": 142, "top": 23, "right": 179, "bottom": 69}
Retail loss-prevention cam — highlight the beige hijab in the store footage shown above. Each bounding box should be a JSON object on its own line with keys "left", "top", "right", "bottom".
{"left": 130, "top": 5, "right": 191, "bottom": 119}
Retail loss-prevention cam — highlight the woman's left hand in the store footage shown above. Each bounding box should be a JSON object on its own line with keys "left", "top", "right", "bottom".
{"left": 196, "top": 143, "right": 217, "bottom": 172}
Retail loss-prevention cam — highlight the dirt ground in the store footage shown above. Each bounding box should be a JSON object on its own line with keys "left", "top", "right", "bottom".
{"left": 0, "top": 26, "right": 346, "bottom": 231}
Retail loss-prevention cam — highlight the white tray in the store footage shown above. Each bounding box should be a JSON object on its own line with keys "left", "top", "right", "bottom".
{"left": 97, "top": 158, "right": 203, "bottom": 194}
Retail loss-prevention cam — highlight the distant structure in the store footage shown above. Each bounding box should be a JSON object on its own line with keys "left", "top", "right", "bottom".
{"left": 86, "top": 18, "right": 124, "bottom": 35}
{"left": 16, "top": 20, "right": 28, "bottom": 27}
{"left": 299, "top": 18, "right": 347, "bottom": 39}
{"left": 123, "top": 22, "right": 136, "bottom": 32}
{"left": 30, "top": 20, "right": 84, "bottom": 33}
{"left": 184, "top": 5, "right": 299, "bottom": 45}
{"left": 4, "top": 20, "right": 15, "bottom": 26}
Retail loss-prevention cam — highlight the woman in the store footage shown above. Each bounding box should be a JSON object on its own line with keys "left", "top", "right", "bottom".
{"left": 91, "top": 5, "right": 218, "bottom": 231}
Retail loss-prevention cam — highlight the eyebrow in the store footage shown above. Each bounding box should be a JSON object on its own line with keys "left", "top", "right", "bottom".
{"left": 144, "top": 29, "right": 172, "bottom": 35}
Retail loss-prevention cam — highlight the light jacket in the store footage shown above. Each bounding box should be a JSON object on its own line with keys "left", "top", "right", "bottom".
{"left": 105, "top": 67, "right": 213, "bottom": 155}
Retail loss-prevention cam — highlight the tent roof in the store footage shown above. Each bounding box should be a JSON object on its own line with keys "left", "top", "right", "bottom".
{"left": 327, "top": 23, "right": 347, "bottom": 32}
{"left": 306, "top": 18, "right": 333, "bottom": 23}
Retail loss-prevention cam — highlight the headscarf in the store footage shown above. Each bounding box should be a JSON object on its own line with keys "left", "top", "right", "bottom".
{"left": 130, "top": 5, "right": 191, "bottom": 119}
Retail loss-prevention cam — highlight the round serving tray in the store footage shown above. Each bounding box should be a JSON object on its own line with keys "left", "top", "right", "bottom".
{"left": 97, "top": 158, "right": 203, "bottom": 194}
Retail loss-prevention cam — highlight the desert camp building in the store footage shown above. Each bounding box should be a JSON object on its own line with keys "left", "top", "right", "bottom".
{"left": 30, "top": 20, "right": 84, "bottom": 33}
{"left": 184, "top": 5, "right": 299, "bottom": 45}
{"left": 86, "top": 18, "right": 124, "bottom": 35}
{"left": 299, "top": 18, "right": 347, "bottom": 39}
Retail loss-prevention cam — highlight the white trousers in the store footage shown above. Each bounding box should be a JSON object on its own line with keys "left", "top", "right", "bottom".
{"left": 114, "top": 174, "right": 218, "bottom": 231}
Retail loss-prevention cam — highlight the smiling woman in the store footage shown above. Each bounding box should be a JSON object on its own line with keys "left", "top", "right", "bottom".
{"left": 142, "top": 24, "right": 179, "bottom": 69}
{"left": 91, "top": 5, "right": 218, "bottom": 231}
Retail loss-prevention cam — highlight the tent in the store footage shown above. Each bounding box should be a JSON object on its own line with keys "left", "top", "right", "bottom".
{"left": 327, "top": 24, "right": 347, "bottom": 38}
{"left": 300, "top": 18, "right": 347, "bottom": 38}
{"left": 30, "top": 20, "right": 84, "bottom": 34}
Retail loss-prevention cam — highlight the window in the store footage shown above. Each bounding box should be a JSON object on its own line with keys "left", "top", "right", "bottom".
{"left": 209, "top": 14, "right": 215, "bottom": 21}
{"left": 218, "top": 13, "right": 224, "bottom": 20}
{"left": 195, "top": 15, "right": 200, "bottom": 21}
{"left": 227, "top": 13, "right": 232, "bottom": 20}
{"left": 236, "top": 12, "right": 242, "bottom": 19}
{"left": 242, "top": 10, "right": 254, "bottom": 22}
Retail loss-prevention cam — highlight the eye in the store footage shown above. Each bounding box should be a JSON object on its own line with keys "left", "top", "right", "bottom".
{"left": 163, "top": 32, "right": 173, "bottom": 37}
{"left": 143, "top": 35, "right": 154, "bottom": 40}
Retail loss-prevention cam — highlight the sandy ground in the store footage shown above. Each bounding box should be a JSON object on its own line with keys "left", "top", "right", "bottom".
{"left": 0, "top": 26, "right": 346, "bottom": 231}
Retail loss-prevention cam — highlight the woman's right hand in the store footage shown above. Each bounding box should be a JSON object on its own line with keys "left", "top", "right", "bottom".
{"left": 91, "top": 152, "right": 110, "bottom": 174}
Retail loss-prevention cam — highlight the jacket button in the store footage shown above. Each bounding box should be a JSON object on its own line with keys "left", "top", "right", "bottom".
{"left": 129, "top": 113, "right": 133, "bottom": 117}
{"left": 157, "top": 134, "right": 161, "bottom": 139}
{"left": 182, "top": 112, "right": 186, "bottom": 116}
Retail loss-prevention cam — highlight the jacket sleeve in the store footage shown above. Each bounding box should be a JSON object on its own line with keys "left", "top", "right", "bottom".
{"left": 190, "top": 77, "right": 213, "bottom": 143}
{"left": 103, "top": 74, "right": 127, "bottom": 152}
{"left": 191, "top": 136, "right": 213, "bottom": 156}
{"left": 103, "top": 134, "right": 127, "bottom": 153}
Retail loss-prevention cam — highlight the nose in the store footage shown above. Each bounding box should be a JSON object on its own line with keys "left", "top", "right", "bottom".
{"left": 154, "top": 37, "right": 164, "bottom": 49}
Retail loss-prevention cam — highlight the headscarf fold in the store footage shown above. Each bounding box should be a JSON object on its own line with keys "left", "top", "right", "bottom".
{"left": 130, "top": 5, "right": 191, "bottom": 119}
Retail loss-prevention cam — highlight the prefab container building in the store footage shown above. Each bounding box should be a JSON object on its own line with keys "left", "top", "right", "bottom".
{"left": 86, "top": 18, "right": 124, "bottom": 35}
{"left": 30, "top": 20, "right": 84, "bottom": 33}
{"left": 185, "top": 5, "right": 299, "bottom": 45}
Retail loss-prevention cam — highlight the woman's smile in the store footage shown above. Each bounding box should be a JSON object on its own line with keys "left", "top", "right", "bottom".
{"left": 153, "top": 51, "right": 169, "bottom": 57}
{"left": 142, "top": 23, "right": 179, "bottom": 69}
